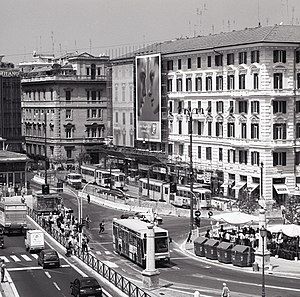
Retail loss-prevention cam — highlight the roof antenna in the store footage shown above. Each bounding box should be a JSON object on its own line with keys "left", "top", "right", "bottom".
{"left": 257, "top": 0, "right": 261, "bottom": 26}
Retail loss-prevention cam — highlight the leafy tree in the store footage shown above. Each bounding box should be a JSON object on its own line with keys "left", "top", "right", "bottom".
{"left": 284, "top": 195, "right": 300, "bottom": 224}
{"left": 75, "top": 151, "right": 91, "bottom": 167}
{"left": 236, "top": 188, "right": 260, "bottom": 214}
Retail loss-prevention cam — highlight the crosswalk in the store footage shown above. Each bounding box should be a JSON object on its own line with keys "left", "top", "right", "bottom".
{"left": 1, "top": 253, "right": 39, "bottom": 263}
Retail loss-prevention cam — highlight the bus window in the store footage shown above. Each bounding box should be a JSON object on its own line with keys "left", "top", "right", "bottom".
{"left": 155, "top": 237, "right": 168, "bottom": 253}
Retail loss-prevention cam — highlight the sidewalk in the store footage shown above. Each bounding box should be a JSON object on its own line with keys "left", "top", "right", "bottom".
{"left": 0, "top": 273, "right": 19, "bottom": 297}
{"left": 182, "top": 236, "right": 300, "bottom": 280}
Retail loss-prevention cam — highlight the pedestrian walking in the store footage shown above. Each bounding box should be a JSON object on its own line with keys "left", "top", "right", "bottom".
{"left": 99, "top": 220, "right": 105, "bottom": 233}
{"left": 87, "top": 194, "right": 91, "bottom": 204}
{"left": 81, "top": 235, "right": 89, "bottom": 253}
{"left": 85, "top": 215, "right": 91, "bottom": 229}
{"left": 1, "top": 259, "right": 6, "bottom": 282}
{"left": 221, "top": 283, "right": 230, "bottom": 297}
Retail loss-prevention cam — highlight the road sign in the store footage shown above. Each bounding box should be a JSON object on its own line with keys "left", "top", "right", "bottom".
{"left": 195, "top": 210, "right": 201, "bottom": 217}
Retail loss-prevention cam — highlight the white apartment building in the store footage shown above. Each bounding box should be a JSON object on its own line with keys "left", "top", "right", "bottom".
{"left": 111, "top": 61, "right": 135, "bottom": 147}
{"left": 165, "top": 25, "right": 300, "bottom": 205}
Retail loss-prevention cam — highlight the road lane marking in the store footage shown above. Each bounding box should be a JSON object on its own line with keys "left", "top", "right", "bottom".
{"left": 104, "top": 251, "right": 111, "bottom": 255}
{"left": 60, "top": 264, "right": 70, "bottom": 268}
{"left": 31, "top": 254, "right": 38, "bottom": 259}
{"left": 21, "top": 254, "right": 32, "bottom": 261}
{"left": 0, "top": 256, "right": 9, "bottom": 263}
{"left": 102, "top": 261, "right": 118, "bottom": 268}
{"left": 7, "top": 267, "right": 43, "bottom": 271}
{"left": 10, "top": 255, "right": 21, "bottom": 262}
{"left": 193, "top": 273, "right": 300, "bottom": 293}
{"left": 96, "top": 251, "right": 102, "bottom": 254}
{"left": 44, "top": 271, "right": 51, "bottom": 278}
{"left": 53, "top": 282, "right": 61, "bottom": 291}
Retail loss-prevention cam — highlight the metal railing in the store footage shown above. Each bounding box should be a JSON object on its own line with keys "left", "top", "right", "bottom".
{"left": 28, "top": 209, "right": 151, "bottom": 297}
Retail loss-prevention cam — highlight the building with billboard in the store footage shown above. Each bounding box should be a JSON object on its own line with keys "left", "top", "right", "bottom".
{"left": 135, "top": 54, "right": 161, "bottom": 142}
{"left": 110, "top": 24, "right": 300, "bottom": 205}
{"left": 0, "top": 57, "right": 23, "bottom": 152}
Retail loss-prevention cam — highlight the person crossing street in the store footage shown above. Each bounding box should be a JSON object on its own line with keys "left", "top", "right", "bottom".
{"left": 99, "top": 220, "right": 105, "bottom": 234}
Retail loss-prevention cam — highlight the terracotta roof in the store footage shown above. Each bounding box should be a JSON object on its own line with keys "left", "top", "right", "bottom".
{"left": 114, "top": 25, "right": 300, "bottom": 61}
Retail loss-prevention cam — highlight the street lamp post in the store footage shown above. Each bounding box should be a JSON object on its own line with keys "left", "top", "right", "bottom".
{"left": 43, "top": 110, "right": 48, "bottom": 186}
{"left": 182, "top": 108, "right": 198, "bottom": 234}
{"left": 260, "top": 226, "right": 267, "bottom": 297}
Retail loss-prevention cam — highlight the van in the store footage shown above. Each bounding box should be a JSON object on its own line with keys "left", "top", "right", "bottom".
{"left": 25, "top": 230, "right": 44, "bottom": 252}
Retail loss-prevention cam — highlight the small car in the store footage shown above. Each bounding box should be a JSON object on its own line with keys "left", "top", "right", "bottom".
{"left": 70, "top": 277, "right": 102, "bottom": 297}
{"left": 37, "top": 249, "right": 60, "bottom": 268}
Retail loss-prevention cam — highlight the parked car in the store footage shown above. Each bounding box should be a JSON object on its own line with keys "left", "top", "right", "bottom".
{"left": 70, "top": 277, "right": 102, "bottom": 297}
{"left": 37, "top": 249, "right": 60, "bottom": 268}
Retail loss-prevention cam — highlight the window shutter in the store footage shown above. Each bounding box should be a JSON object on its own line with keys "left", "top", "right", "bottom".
{"left": 273, "top": 152, "right": 277, "bottom": 166}
{"left": 283, "top": 124, "right": 287, "bottom": 139}
{"left": 283, "top": 101, "right": 286, "bottom": 113}
{"left": 228, "top": 150, "right": 230, "bottom": 163}
{"left": 273, "top": 50, "right": 278, "bottom": 63}
{"left": 282, "top": 51, "right": 286, "bottom": 63}
{"left": 273, "top": 125, "right": 276, "bottom": 139}
{"left": 257, "top": 51, "right": 260, "bottom": 63}
{"left": 283, "top": 152, "right": 287, "bottom": 166}
{"left": 257, "top": 102, "right": 260, "bottom": 114}
{"left": 251, "top": 102, "right": 253, "bottom": 113}
{"left": 233, "top": 151, "right": 236, "bottom": 163}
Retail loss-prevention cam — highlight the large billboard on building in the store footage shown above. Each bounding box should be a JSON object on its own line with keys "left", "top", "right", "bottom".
{"left": 135, "top": 53, "right": 161, "bottom": 142}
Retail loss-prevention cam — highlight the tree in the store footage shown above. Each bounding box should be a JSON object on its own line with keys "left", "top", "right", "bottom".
{"left": 75, "top": 151, "right": 91, "bottom": 167}
{"left": 236, "top": 188, "right": 260, "bottom": 214}
{"left": 284, "top": 195, "right": 300, "bottom": 224}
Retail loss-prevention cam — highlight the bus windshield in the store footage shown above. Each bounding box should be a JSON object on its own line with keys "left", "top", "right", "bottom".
{"left": 155, "top": 237, "right": 168, "bottom": 253}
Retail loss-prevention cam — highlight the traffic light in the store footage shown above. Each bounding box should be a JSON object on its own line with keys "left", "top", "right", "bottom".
{"left": 170, "top": 182, "right": 177, "bottom": 193}
{"left": 194, "top": 216, "right": 201, "bottom": 228}
{"left": 42, "top": 184, "right": 50, "bottom": 195}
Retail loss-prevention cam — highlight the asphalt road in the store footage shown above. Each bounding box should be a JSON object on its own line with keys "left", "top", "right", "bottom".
{"left": 1, "top": 233, "right": 83, "bottom": 297}
{"left": 59, "top": 185, "right": 300, "bottom": 297}
{"left": 28, "top": 180, "right": 300, "bottom": 297}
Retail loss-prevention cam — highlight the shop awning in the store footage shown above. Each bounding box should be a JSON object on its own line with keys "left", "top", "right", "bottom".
{"left": 273, "top": 184, "right": 289, "bottom": 195}
{"left": 247, "top": 183, "right": 260, "bottom": 193}
{"left": 220, "top": 180, "right": 234, "bottom": 188}
{"left": 232, "top": 181, "right": 247, "bottom": 190}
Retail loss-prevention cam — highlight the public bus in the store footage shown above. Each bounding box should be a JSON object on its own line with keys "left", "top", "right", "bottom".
{"left": 139, "top": 178, "right": 211, "bottom": 208}
{"left": 112, "top": 218, "right": 170, "bottom": 266}
{"left": 170, "top": 185, "right": 212, "bottom": 209}
{"left": 66, "top": 173, "right": 82, "bottom": 189}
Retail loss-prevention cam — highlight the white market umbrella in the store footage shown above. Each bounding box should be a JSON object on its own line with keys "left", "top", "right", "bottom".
{"left": 211, "top": 211, "right": 259, "bottom": 225}
{"left": 268, "top": 224, "right": 300, "bottom": 238}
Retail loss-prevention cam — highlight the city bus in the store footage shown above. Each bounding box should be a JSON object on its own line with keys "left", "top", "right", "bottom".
{"left": 170, "top": 185, "right": 212, "bottom": 209}
{"left": 112, "top": 218, "right": 170, "bottom": 266}
{"left": 66, "top": 173, "right": 82, "bottom": 189}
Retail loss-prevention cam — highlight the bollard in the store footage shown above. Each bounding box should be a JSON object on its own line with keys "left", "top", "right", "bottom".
{"left": 252, "top": 262, "right": 259, "bottom": 272}
{"left": 194, "top": 290, "right": 200, "bottom": 297}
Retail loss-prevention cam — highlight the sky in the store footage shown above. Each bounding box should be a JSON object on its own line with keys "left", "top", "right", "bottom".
{"left": 1, "top": 0, "right": 300, "bottom": 64}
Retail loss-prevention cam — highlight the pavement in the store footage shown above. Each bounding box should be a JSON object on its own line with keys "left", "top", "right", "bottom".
{"left": 2, "top": 181, "right": 300, "bottom": 297}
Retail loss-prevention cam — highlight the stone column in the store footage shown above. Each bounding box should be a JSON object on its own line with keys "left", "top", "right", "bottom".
{"left": 255, "top": 208, "right": 270, "bottom": 268}
{"left": 142, "top": 224, "right": 160, "bottom": 288}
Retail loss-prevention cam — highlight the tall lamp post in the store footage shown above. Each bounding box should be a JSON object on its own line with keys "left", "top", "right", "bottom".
{"left": 260, "top": 226, "right": 267, "bottom": 297}
{"left": 182, "top": 107, "right": 199, "bottom": 234}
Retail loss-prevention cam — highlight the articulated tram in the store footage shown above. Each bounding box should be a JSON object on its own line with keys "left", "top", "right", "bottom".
{"left": 139, "top": 178, "right": 211, "bottom": 209}
{"left": 81, "top": 164, "right": 126, "bottom": 189}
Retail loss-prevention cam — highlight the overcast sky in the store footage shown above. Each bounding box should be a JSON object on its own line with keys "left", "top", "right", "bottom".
{"left": 1, "top": 0, "right": 300, "bottom": 64}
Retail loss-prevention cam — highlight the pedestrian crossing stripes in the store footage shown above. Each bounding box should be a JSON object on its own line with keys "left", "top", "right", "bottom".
{"left": 31, "top": 254, "right": 38, "bottom": 259}
{"left": 21, "top": 255, "right": 32, "bottom": 261}
{"left": 1, "top": 254, "right": 38, "bottom": 263}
